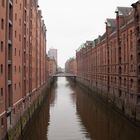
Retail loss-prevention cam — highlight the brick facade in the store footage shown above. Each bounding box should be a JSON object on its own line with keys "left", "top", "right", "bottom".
{"left": 0, "top": 0, "right": 47, "bottom": 139}
{"left": 76, "top": 2, "right": 140, "bottom": 122}
{"left": 65, "top": 58, "right": 77, "bottom": 75}
{"left": 47, "top": 57, "right": 57, "bottom": 76}
{"left": 0, "top": 0, "right": 7, "bottom": 139}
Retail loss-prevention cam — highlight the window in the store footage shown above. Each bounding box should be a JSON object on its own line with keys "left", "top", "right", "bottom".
{"left": 115, "top": 77, "right": 116, "bottom": 84}
{"left": 1, "top": 19, "right": 4, "bottom": 29}
{"left": 0, "top": 88, "right": 3, "bottom": 97}
{"left": 2, "top": 0, "right": 4, "bottom": 7}
{"left": 119, "top": 90, "right": 122, "bottom": 97}
{"left": 14, "top": 66, "right": 16, "bottom": 73}
{"left": 138, "top": 53, "right": 140, "bottom": 60}
{"left": 0, "top": 64, "right": 3, "bottom": 74}
{"left": 130, "top": 55, "right": 133, "bottom": 61}
{"left": 1, "top": 118, "right": 4, "bottom": 127}
{"left": 130, "top": 79, "right": 133, "bottom": 88}
{"left": 137, "top": 96, "right": 140, "bottom": 104}
{"left": 124, "top": 78, "right": 126, "bottom": 86}
{"left": 15, "top": 31, "right": 16, "bottom": 38}
{"left": 15, "top": 48, "right": 16, "bottom": 56}
{"left": 19, "top": 34, "right": 21, "bottom": 41}
{"left": 119, "top": 77, "right": 122, "bottom": 85}
{"left": 119, "top": 66, "right": 121, "bottom": 74}
{"left": 19, "top": 18, "right": 21, "bottom": 26}
{"left": 124, "top": 65, "right": 126, "bottom": 73}
{"left": 0, "top": 41, "right": 3, "bottom": 52}
{"left": 130, "top": 30, "right": 133, "bottom": 40}
{"left": 138, "top": 80, "right": 140, "bottom": 92}
{"left": 139, "top": 65, "right": 140, "bottom": 74}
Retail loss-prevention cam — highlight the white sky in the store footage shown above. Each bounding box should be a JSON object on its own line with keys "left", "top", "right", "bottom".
{"left": 39, "top": 0, "right": 135, "bottom": 68}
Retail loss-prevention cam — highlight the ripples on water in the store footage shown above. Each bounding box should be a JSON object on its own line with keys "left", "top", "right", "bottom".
{"left": 22, "top": 77, "right": 140, "bottom": 140}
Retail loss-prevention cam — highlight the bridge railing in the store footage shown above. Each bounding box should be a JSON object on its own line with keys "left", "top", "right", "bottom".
{"left": 53, "top": 73, "right": 76, "bottom": 77}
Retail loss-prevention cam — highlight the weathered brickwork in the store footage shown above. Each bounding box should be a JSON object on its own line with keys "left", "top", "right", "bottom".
{"left": 0, "top": 0, "right": 7, "bottom": 139}
{"left": 0, "top": 0, "right": 47, "bottom": 139}
{"left": 76, "top": 2, "right": 140, "bottom": 122}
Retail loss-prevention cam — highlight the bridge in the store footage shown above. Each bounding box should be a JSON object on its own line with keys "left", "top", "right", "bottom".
{"left": 53, "top": 73, "right": 76, "bottom": 77}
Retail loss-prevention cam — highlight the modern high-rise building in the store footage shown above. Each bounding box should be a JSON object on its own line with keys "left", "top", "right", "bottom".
{"left": 48, "top": 48, "right": 57, "bottom": 63}
{"left": 0, "top": 0, "right": 47, "bottom": 139}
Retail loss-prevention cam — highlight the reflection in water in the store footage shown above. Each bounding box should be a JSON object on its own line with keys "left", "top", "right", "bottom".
{"left": 21, "top": 77, "right": 140, "bottom": 140}
{"left": 74, "top": 83, "right": 140, "bottom": 140}
{"left": 47, "top": 77, "right": 89, "bottom": 140}
{"left": 22, "top": 94, "right": 50, "bottom": 140}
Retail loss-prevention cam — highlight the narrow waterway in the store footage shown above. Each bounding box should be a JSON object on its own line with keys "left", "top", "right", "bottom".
{"left": 22, "top": 77, "right": 140, "bottom": 140}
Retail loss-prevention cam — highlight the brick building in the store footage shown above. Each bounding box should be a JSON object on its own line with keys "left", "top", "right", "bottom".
{"left": 48, "top": 57, "right": 57, "bottom": 76}
{"left": 76, "top": 2, "right": 140, "bottom": 121}
{"left": 65, "top": 57, "right": 77, "bottom": 75}
{"left": 0, "top": 0, "right": 8, "bottom": 138}
{"left": 0, "top": 0, "right": 47, "bottom": 139}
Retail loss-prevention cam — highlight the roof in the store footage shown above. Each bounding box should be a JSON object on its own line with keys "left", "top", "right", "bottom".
{"left": 106, "top": 18, "right": 116, "bottom": 27}
{"left": 116, "top": 7, "right": 133, "bottom": 16}
{"left": 132, "top": 1, "right": 140, "bottom": 8}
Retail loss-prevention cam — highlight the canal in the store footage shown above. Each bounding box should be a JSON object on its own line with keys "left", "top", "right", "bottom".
{"left": 21, "top": 77, "right": 140, "bottom": 140}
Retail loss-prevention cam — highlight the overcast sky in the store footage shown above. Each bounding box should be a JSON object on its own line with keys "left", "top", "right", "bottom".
{"left": 39, "top": 0, "right": 135, "bottom": 68}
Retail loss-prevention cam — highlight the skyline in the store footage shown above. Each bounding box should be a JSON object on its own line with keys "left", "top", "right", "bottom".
{"left": 39, "top": 0, "right": 135, "bottom": 68}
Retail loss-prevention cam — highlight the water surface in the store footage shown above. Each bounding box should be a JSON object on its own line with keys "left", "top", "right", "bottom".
{"left": 22, "top": 77, "right": 140, "bottom": 140}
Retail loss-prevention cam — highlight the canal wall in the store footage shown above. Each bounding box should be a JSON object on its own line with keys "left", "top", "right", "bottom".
{"left": 76, "top": 76, "right": 140, "bottom": 126}
{"left": 5, "top": 78, "right": 54, "bottom": 140}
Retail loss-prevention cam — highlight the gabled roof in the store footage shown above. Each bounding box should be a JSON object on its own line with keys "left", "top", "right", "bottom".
{"left": 106, "top": 18, "right": 116, "bottom": 27}
{"left": 116, "top": 7, "right": 133, "bottom": 16}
